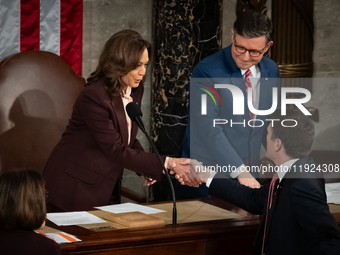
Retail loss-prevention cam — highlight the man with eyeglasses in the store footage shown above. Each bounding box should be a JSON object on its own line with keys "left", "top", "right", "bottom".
{"left": 178, "top": 11, "right": 279, "bottom": 199}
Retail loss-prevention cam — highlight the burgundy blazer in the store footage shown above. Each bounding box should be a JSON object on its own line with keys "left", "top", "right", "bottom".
{"left": 43, "top": 78, "right": 164, "bottom": 212}
{"left": 0, "top": 229, "right": 61, "bottom": 255}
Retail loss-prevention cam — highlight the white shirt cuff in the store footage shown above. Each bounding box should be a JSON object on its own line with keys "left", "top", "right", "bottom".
{"left": 229, "top": 164, "right": 247, "bottom": 178}
{"left": 206, "top": 164, "right": 246, "bottom": 187}
{"left": 206, "top": 171, "right": 218, "bottom": 188}
{"left": 164, "top": 157, "right": 169, "bottom": 169}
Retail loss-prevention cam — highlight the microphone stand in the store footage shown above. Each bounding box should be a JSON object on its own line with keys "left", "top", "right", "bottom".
{"left": 134, "top": 118, "right": 177, "bottom": 225}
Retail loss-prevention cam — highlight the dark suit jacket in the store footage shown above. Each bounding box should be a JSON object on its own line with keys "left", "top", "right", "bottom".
{"left": 44, "top": 78, "right": 164, "bottom": 212}
{"left": 209, "top": 156, "right": 340, "bottom": 255}
{"left": 176, "top": 44, "right": 279, "bottom": 199}
{"left": 182, "top": 44, "right": 279, "bottom": 169}
{"left": 0, "top": 229, "right": 61, "bottom": 255}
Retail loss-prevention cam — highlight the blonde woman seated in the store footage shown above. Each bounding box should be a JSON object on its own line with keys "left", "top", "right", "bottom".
{"left": 0, "top": 169, "right": 61, "bottom": 255}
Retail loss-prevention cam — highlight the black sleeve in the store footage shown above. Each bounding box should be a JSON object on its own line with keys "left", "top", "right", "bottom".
{"left": 209, "top": 173, "right": 268, "bottom": 215}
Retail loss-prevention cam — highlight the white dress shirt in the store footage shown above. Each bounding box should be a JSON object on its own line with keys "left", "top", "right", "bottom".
{"left": 122, "top": 86, "right": 133, "bottom": 145}
{"left": 276, "top": 158, "right": 299, "bottom": 182}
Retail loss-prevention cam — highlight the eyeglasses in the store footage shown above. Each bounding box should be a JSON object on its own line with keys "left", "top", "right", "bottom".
{"left": 233, "top": 38, "right": 267, "bottom": 57}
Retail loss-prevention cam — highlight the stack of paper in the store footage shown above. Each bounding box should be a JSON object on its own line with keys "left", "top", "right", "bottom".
{"left": 46, "top": 211, "right": 107, "bottom": 226}
{"left": 326, "top": 183, "right": 340, "bottom": 204}
{"left": 36, "top": 231, "right": 81, "bottom": 244}
{"left": 95, "top": 202, "right": 166, "bottom": 214}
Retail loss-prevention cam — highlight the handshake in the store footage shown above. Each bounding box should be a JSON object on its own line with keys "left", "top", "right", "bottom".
{"left": 168, "top": 158, "right": 207, "bottom": 187}
{"left": 144, "top": 158, "right": 261, "bottom": 189}
{"left": 143, "top": 158, "right": 204, "bottom": 187}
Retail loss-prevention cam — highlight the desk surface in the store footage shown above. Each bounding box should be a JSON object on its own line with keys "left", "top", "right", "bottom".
{"left": 46, "top": 198, "right": 340, "bottom": 255}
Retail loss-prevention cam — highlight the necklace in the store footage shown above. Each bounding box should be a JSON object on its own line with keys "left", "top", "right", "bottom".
{"left": 122, "top": 95, "right": 133, "bottom": 102}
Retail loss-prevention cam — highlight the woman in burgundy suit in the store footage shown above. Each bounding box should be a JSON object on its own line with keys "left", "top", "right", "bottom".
{"left": 43, "top": 30, "right": 197, "bottom": 212}
{"left": 0, "top": 169, "right": 61, "bottom": 255}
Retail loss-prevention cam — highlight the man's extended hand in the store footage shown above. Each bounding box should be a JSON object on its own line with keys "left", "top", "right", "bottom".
{"left": 237, "top": 171, "right": 261, "bottom": 189}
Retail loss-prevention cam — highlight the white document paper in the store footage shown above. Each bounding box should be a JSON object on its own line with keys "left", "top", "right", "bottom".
{"left": 46, "top": 211, "right": 107, "bottom": 226}
{"left": 95, "top": 202, "right": 166, "bottom": 214}
{"left": 326, "top": 183, "right": 340, "bottom": 204}
{"left": 44, "top": 232, "right": 82, "bottom": 244}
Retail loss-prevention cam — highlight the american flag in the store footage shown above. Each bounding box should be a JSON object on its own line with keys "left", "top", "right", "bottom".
{"left": 0, "top": 0, "right": 83, "bottom": 76}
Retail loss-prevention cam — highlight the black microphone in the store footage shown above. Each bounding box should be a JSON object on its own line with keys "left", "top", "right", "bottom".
{"left": 126, "top": 102, "right": 177, "bottom": 225}
{"left": 126, "top": 102, "right": 146, "bottom": 133}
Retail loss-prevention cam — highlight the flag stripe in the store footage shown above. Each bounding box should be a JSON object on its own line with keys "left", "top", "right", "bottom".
{"left": 20, "top": 0, "right": 40, "bottom": 51}
{"left": 0, "top": 0, "right": 82, "bottom": 76}
{"left": 60, "top": 0, "right": 83, "bottom": 75}
{"left": 40, "top": 0, "right": 60, "bottom": 55}
{"left": 0, "top": 0, "right": 20, "bottom": 60}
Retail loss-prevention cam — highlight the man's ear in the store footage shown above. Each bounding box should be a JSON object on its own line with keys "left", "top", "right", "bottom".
{"left": 275, "top": 138, "right": 283, "bottom": 152}
{"left": 264, "top": 41, "right": 274, "bottom": 53}
{"left": 231, "top": 29, "right": 234, "bottom": 43}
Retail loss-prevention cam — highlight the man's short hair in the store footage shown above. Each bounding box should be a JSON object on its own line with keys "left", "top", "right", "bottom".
{"left": 271, "top": 109, "right": 314, "bottom": 158}
{"left": 233, "top": 11, "right": 273, "bottom": 43}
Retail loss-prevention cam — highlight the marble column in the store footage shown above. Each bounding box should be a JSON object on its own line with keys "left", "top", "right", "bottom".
{"left": 152, "top": 0, "right": 221, "bottom": 156}
{"left": 151, "top": 0, "right": 222, "bottom": 201}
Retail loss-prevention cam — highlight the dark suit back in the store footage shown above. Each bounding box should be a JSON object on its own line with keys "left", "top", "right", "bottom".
{"left": 210, "top": 156, "right": 340, "bottom": 255}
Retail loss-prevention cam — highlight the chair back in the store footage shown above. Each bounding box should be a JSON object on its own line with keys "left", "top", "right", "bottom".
{"left": 0, "top": 51, "right": 85, "bottom": 174}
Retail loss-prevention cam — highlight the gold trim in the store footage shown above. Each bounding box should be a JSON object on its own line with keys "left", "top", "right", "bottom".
{"left": 278, "top": 62, "right": 314, "bottom": 77}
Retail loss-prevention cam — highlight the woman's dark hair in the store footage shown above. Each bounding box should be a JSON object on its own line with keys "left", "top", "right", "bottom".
{"left": 0, "top": 169, "right": 46, "bottom": 230}
{"left": 87, "top": 29, "right": 152, "bottom": 98}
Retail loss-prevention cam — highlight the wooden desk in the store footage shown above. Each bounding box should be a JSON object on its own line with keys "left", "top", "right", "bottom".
{"left": 46, "top": 198, "right": 340, "bottom": 255}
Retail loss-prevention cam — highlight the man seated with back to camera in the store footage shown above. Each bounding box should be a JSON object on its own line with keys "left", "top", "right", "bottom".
{"left": 176, "top": 109, "right": 340, "bottom": 255}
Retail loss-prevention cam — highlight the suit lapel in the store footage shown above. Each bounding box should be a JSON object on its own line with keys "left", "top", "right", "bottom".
{"left": 253, "top": 77, "right": 272, "bottom": 139}
{"left": 110, "top": 97, "right": 129, "bottom": 145}
{"left": 258, "top": 79, "right": 271, "bottom": 113}
{"left": 251, "top": 60, "right": 276, "bottom": 138}
{"left": 258, "top": 59, "right": 272, "bottom": 116}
